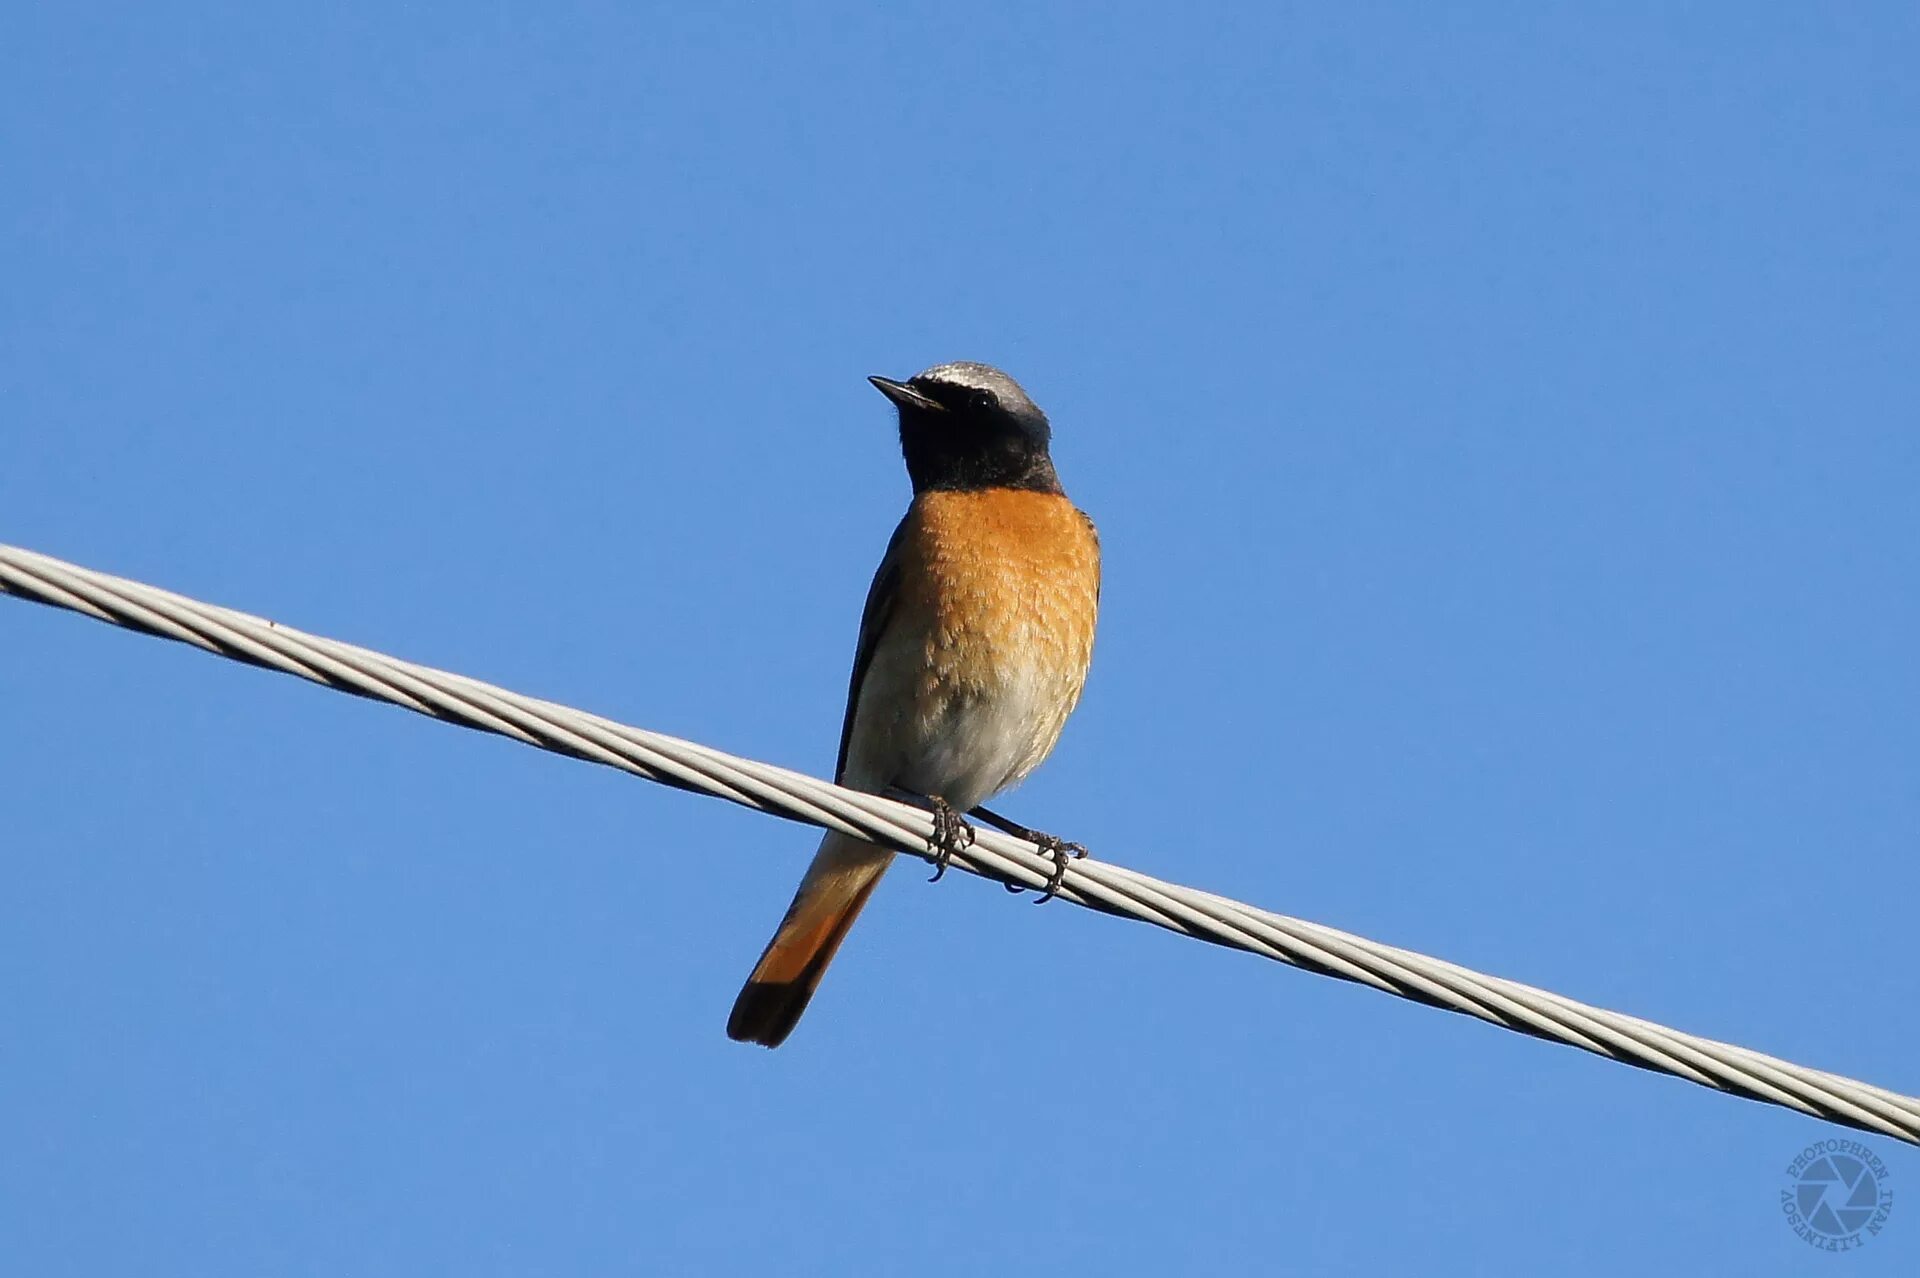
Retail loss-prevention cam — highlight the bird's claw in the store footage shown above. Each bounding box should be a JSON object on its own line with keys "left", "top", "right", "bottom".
{"left": 926, "top": 797, "right": 974, "bottom": 882}
{"left": 965, "top": 804, "right": 1089, "bottom": 899}
{"left": 1033, "top": 835, "right": 1088, "bottom": 903}
{"left": 1001, "top": 833, "right": 1087, "bottom": 899}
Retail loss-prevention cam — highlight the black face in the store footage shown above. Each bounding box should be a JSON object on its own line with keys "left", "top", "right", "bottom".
{"left": 871, "top": 372, "right": 1060, "bottom": 495}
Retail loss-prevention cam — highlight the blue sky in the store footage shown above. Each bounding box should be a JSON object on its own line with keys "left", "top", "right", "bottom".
{"left": 3, "top": 4, "right": 1916, "bottom": 1274}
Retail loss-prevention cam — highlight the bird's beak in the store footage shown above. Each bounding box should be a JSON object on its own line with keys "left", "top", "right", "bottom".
{"left": 868, "top": 375, "right": 943, "bottom": 413}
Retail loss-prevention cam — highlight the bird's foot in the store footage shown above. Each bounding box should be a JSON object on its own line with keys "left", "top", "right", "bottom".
{"left": 968, "top": 804, "right": 1088, "bottom": 901}
{"left": 925, "top": 796, "right": 974, "bottom": 883}
{"left": 1029, "top": 833, "right": 1088, "bottom": 903}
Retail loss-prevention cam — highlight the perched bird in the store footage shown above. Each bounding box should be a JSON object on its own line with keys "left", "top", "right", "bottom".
{"left": 727, "top": 362, "right": 1101, "bottom": 1048}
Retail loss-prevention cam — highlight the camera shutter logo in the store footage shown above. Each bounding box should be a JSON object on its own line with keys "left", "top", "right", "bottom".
{"left": 1781, "top": 1141, "right": 1893, "bottom": 1251}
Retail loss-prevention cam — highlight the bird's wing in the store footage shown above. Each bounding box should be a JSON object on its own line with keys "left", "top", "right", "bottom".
{"left": 834, "top": 512, "right": 910, "bottom": 784}
{"left": 1080, "top": 507, "right": 1102, "bottom": 603}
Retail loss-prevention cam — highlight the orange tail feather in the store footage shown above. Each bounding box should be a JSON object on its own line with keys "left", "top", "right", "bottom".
{"left": 727, "top": 834, "right": 891, "bottom": 1048}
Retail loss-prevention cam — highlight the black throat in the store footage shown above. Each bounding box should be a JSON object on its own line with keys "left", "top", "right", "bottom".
{"left": 897, "top": 404, "right": 1062, "bottom": 495}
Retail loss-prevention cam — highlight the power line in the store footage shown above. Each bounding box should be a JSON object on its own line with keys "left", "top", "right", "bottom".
{"left": 3, "top": 540, "right": 1915, "bottom": 1144}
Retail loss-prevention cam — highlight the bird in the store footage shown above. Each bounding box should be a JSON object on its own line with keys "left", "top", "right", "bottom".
{"left": 726, "top": 361, "right": 1101, "bottom": 1048}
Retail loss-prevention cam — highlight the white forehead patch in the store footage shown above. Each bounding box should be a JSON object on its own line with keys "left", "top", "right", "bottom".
{"left": 909, "top": 361, "right": 1040, "bottom": 414}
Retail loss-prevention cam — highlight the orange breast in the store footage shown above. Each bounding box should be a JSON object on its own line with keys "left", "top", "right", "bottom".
{"left": 902, "top": 488, "right": 1099, "bottom": 669}
{"left": 885, "top": 487, "right": 1101, "bottom": 791}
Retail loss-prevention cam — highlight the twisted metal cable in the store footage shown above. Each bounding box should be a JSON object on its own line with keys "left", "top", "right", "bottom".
{"left": 3, "top": 539, "right": 1915, "bottom": 1144}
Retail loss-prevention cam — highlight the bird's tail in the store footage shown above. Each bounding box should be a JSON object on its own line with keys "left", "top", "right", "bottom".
{"left": 727, "top": 832, "right": 892, "bottom": 1048}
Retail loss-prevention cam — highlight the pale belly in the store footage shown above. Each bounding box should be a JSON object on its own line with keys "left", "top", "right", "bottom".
{"left": 847, "top": 642, "right": 1083, "bottom": 811}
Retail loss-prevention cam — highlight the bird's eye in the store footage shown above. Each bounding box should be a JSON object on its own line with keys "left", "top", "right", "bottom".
{"left": 970, "top": 389, "right": 995, "bottom": 412}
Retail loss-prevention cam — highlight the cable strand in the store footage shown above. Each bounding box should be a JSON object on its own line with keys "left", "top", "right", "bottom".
{"left": 2, "top": 540, "right": 1913, "bottom": 1144}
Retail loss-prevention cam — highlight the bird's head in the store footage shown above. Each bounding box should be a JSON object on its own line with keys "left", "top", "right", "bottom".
{"left": 869, "top": 362, "right": 1059, "bottom": 494}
